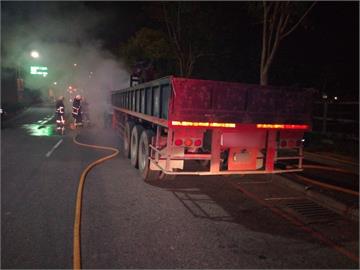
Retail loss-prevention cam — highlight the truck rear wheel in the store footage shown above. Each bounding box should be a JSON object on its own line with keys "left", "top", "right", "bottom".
{"left": 159, "top": 171, "right": 176, "bottom": 181}
{"left": 123, "top": 121, "right": 134, "bottom": 158}
{"left": 138, "top": 129, "right": 160, "bottom": 182}
{"left": 130, "top": 125, "right": 144, "bottom": 168}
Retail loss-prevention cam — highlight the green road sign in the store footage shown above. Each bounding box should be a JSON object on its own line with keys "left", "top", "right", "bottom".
{"left": 30, "top": 66, "right": 48, "bottom": 77}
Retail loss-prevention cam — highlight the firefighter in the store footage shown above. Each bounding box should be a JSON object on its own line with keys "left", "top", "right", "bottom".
{"left": 72, "top": 94, "right": 83, "bottom": 126}
{"left": 55, "top": 96, "right": 65, "bottom": 133}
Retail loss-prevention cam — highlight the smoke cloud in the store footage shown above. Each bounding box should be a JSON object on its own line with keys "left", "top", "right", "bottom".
{"left": 2, "top": 1, "right": 130, "bottom": 126}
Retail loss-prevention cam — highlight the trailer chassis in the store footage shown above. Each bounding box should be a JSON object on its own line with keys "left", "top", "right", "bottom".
{"left": 113, "top": 107, "right": 305, "bottom": 179}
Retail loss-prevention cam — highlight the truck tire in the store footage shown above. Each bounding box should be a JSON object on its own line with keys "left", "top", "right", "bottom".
{"left": 159, "top": 171, "right": 176, "bottom": 181}
{"left": 123, "top": 121, "right": 134, "bottom": 158}
{"left": 138, "top": 129, "right": 160, "bottom": 182}
{"left": 130, "top": 125, "right": 144, "bottom": 168}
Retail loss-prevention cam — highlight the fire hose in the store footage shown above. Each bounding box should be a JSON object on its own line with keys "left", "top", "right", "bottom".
{"left": 72, "top": 135, "right": 119, "bottom": 270}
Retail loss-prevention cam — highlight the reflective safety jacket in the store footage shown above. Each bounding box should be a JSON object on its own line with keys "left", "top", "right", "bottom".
{"left": 55, "top": 100, "right": 65, "bottom": 125}
{"left": 55, "top": 100, "right": 65, "bottom": 115}
{"left": 72, "top": 99, "right": 81, "bottom": 116}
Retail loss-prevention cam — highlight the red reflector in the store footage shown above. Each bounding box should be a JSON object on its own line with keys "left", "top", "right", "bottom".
{"left": 257, "top": 124, "right": 309, "bottom": 130}
{"left": 194, "top": 139, "right": 202, "bottom": 147}
{"left": 184, "top": 139, "right": 193, "bottom": 147}
{"left": 174, "top": 139, "right": 183, "bottom": 146}
{"left": 171, "top": 121, "right": 235, "bottom": 128}
{"left": 284, "top": 124, "right": 309, "bottom": 130}
{"left": 280, "top": 140, "right": 287, "bottom": 147}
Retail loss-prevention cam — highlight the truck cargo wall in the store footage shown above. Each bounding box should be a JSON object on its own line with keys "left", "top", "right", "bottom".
{"left": 112, "top": 76, "right": 314, "bottom": 126}
{"left": 170, "top": 77, "right": 314, "bottom": 125}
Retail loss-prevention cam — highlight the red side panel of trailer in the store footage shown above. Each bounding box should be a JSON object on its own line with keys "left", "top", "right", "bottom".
{"left": 169, "top": 77, "right": 313, "bottom": 128}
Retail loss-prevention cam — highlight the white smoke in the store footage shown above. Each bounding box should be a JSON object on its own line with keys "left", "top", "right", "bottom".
{"left": 2, "top": 1, "right": 130, "bottom": 126}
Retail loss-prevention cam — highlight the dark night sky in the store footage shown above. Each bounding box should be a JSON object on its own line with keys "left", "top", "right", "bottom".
{"left": 1, "top": 1, "right": 359, "bottom": 100}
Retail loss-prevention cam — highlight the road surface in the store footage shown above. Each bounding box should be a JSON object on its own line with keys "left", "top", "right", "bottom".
{"left": 1, "top": 105, "right": 358, "bottom": 268}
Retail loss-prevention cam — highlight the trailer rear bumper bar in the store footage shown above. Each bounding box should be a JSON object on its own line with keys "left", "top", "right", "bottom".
{"left": 149, "top": 159, "right": 303, "bottom": 176}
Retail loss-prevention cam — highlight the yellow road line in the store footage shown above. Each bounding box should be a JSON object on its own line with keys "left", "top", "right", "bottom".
{"left": 72, "top": 136, "right": 119, "bottom": 269}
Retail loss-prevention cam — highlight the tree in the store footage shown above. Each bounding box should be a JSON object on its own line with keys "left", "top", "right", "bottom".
{"left": 119, "top": 27, "right": 173, "bottom": 76}
{"left": 161, "top": 2, "right": 201, "bottom": 77}
{"left": 257, "top": 1, "right": 316, "bottom": 85}
{"left": 145, "top": 2, "right": 215, "bottom": 77}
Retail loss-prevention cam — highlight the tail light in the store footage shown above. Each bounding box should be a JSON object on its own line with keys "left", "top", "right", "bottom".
{"left": 174, "top": 139, "right": 183, "bottom": 146}
{"left": 174, "top": 138, "right": 202, "bottom": 147}
{"left": 194, "top": 139, "right": 202, "bottom": 147}
{"left": 184, "top": 139, "right": 193, "bottom": 147}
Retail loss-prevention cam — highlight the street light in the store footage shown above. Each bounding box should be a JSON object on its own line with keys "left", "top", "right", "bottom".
{"left": 30, "top": 50, "right": 40, "bottom": 58}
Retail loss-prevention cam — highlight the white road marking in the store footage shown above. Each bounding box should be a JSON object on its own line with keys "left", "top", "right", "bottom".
{"left": 46, "top": 139, "right": 63, "bottom": 158}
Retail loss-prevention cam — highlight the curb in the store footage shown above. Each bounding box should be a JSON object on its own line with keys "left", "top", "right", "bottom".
{"left": 273, "top": 174, "right": 359, "bottom": 221}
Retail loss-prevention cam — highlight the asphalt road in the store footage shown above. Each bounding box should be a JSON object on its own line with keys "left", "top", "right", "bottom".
{"left": 1, "top": 105, "right": 358, "bottom": 269}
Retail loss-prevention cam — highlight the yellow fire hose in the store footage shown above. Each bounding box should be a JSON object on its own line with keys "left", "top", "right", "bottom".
{"left": 72, "top": 135, "right": 119, "bottom": 270}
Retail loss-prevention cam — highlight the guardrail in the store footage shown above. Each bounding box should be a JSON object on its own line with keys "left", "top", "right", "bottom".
{"left": 312, "top": 101, "right": 358, "bottom": 140}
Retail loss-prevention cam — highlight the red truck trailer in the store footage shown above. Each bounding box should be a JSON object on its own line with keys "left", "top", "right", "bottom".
{"left": 111, "top": 76, "right": 314, "bottom": 181}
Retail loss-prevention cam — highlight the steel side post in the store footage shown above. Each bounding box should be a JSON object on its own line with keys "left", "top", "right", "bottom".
{"left": 210, "top": 129, "right": 221, "bottom": 173}
{"left": 155, "top": 126, "right": 161, "bottom": 162}
{"left": 165, "top": 128, "right": 173, "bottom": 171}
{"left": 265, "top": 130, "right": 277, "bottom": 172}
